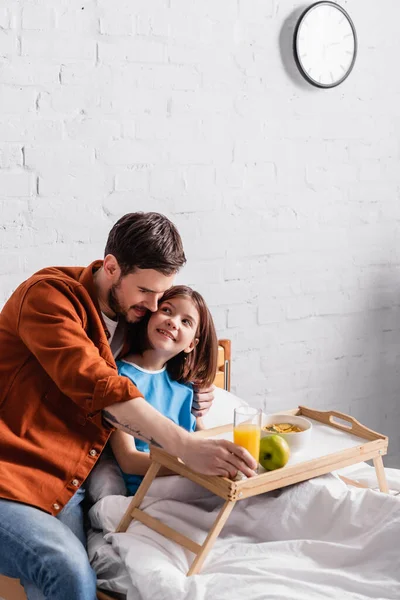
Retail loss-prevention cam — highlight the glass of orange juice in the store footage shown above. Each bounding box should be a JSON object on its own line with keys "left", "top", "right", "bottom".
{"left": 233, "top": 406, "right": 262, "bottom": 462}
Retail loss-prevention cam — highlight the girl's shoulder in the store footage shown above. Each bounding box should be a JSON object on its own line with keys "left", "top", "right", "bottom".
{"left": 116, "top": 358, "right": 140, "bottom": 374}
{"left": 166, "top": 370, "right": 193, "bottom": 391}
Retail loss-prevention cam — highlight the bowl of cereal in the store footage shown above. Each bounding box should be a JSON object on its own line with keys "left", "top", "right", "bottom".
{"left": 261, "top": 413, "right": 312, "bottom": 452}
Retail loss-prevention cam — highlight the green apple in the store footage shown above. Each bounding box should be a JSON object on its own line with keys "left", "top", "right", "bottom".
{"left": 259, "top": 434, "right": 290, "bottom": 471}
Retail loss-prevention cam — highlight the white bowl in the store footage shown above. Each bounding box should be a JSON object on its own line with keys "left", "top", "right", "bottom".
{"left": 261, "top": 413, "right": 312, "bottom": 452}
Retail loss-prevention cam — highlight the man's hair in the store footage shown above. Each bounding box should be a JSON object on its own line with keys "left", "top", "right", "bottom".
{"left": 104, "top": 212, "right": 186, "bottom": 276}
{"left": 131, "top": 285, "right": 218, "bottom": 388}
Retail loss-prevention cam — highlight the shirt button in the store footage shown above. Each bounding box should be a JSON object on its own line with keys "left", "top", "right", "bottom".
{"left": 53, "top": 503, "right": 60, "bottom": 511}
{"left": 72, "top": 479, "right": 79, "bottom": 487}
{"left": 89, "top": 449, "right": 97, "bottom": 457}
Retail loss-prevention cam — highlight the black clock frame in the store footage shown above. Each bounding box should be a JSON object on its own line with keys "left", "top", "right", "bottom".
{"left": 293, "top": 1, "right": 358, "bottom": 89}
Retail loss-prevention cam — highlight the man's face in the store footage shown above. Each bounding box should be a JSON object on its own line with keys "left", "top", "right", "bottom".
{"left": 108, "top": 267, "right": 176, "bottom": 323}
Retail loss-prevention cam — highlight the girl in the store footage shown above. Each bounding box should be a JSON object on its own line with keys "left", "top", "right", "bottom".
{"left": 110, "top": 285, "right": 218, "bottom": 495}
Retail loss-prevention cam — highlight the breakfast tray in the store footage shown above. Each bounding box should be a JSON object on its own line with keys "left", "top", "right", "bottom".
{"left": 116, "top": 406, "right": 389, "bottom": 576}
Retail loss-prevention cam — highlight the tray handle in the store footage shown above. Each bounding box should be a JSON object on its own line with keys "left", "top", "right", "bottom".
{"left": 298, "top": 406, "right": 387, "bottom": 441}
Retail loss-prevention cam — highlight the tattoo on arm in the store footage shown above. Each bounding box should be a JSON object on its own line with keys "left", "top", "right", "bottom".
{"left": 103, "top": 410, "right": 162, "bottom": 448}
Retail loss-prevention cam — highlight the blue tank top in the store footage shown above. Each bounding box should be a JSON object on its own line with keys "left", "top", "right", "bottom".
{"left": 116, "top": 359, "right": 196, "bottom": 495}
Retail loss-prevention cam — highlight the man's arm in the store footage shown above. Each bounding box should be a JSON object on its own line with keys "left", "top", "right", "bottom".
{"left": 18, "top": 280, "right": 143, "bottom": 413}
{"left": 104, "top": 398, "right": 257, "bottom": 478}
{"left": 110, "top": 430, "right": 173, "bottom": 476}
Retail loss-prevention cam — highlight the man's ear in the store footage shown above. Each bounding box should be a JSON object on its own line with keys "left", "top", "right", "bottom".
{"left": 103, "top": 254, "right": 121, "bottom": 282}
{"left": 184, "top": 337, "right": 199, "bottom": 354}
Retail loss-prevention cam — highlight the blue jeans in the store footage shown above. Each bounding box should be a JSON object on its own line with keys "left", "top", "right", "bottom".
{"left": 0, "top": 489, "right": 97, "bottom": 600}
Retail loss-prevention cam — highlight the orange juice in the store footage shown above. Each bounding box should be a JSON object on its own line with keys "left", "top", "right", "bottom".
{"left": 233, "top": 424, "right": 261, "bottom": 460}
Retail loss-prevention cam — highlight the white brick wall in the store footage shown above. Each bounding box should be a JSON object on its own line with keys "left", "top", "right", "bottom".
{"left": 1, "top": 0, "right": 400, "bottom": 466}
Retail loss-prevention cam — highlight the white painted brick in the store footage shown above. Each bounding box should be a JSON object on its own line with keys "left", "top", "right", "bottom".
{"left": 59, "top": 63, "right": 112, "bottom": 86}
{"left": 0, "top": 30, "right": 18, "bottom": 55}
{"left": 37, "top": 88, "right": 99, "bottom": 114}
{"left": 258, "top": 299, "right": 284, "bottom": 325}
{"left": 21, "top": 32, "right": 96, "bottom": 60}
{"left": 114, "top": 169, "right": 149, "bottom": 192}
{"left": 103, "top": 191, "right": 171, "bottom": 218}
{"left": 0, "top": 87, "right": 36, "bottom": 114}
{"left": 197, "top": 281, "right": 255, "bottom": 307}
{"left": 168, "top": 140, "right": 233, "bottom": 166}
{"left": 232, "top": 350, "right": 261, "bottom": 380}
{"left": 224, "top": 256, "right": 268, "bottom": 282}
{"left": 227, "top": 305, "right": 257, "bottom": 329}
{"left": 172, "top": 190, "right": 223, "bottom": 213}
{"left": 238, "top": 0, "right": 274, "bottom": 21}
{"left": 149, "top": 166, "right": 185, "bottom": 198}
{"left": 167, "top": 42, "right": 214, "bottom": 66}
{"left": 135, "top": 116, "right": 200, "bottom": 143}
{"left": 101, "top": 87, "right": 168, "bottom": 114}
{"left": 167, "top": 14, "right": 213, "bottom": 45}
{"left": 208, "top": 307, "right": 226, "bottom": 332}
{"left": 0, "top": 60, "right": 60, "bottom": 85}
{"left": 0, "top": 253, "right": 22, "bottom": 276}
{"left": 136, "top": 12, "right": 171, "bottom": 37}
{"left": 65, "top": 116, "right": 120, "bottom": 143}
{"left": 170, "top": 0, "right": 238, "bottom": 19}
{"left": 99, "top": 11, "right": 134, "bottom": 35}
{"left": 55, "top": 7, "right": 98, "bottom": 34}
{"left": 0, "top": 144, "right": 23, "bottom": 168}
{"left": 260, "top": 342, "right": 312, "bottom": 372}
{"left": 348, "top": 138, "right": 398, "bottom": 161}
{"left": 29, "top": 197, "right": 97, "bottom": 244}
{"left": 25, "top": 119, "right": 64, "bottom": 143}
{"left": 175, "top": 211, "right": 237, "bottom": 260}
{"left": 170, "top": 90, "right": 232, "bottom": 117}
{"left": 98, "top": 140, "right": 166, "bottom": 166}
{"left": 179, "top": 259, "right": 224, "bottom": 286}
{"left": 38, "top": 167, "right": 112, "bottom": 197}
{"left": 24, "top": 144, "right": 94, "bottom": 171}
{"left": 0, "top": 7, "right": 9, "bottom": 29}
{"left": 118, "top": 64, "right": 201, "bottom": 92}
{"left": 0, "top": 199, "right": 29, "bottom": 229}
{"left": 0, "top": 118, "right": 25, "bottom": 142}
{"left": 216, "top": 165, "right": 245, "bottom": 189}
{"left": 183, "top": 166, "right": 215, "bottom": 192}
{"left": 299, "top": 271, "right": 357, "bottom": 295}
{"left": 97, "top": 0, "right": 166, "bottom": 11}
{"left": 0, "top": 171, "right": 35, "bottom": 197}
{"left": 22, "top": 6, "right": 54, "bottom": 30}
{"left": 98, "top": 39, "right": 166, "bottom": 64}
{"left": 358, "top": 160, "right": 385, "bottom": 183}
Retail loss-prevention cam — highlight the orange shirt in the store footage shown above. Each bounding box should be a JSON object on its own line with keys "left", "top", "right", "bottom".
{"left": 0, "top": 262, "right": 142, "bottom": 515}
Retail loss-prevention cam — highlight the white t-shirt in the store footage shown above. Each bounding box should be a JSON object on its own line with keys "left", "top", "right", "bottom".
{"left": 101, "top": 312, "right": 125, "bottom": 358}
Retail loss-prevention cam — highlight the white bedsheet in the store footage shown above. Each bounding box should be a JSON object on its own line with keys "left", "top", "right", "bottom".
{"left": 89, "top": 464, "right": 400, "bottom": 600}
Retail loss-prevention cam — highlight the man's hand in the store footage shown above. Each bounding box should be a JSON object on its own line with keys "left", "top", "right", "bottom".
{"left": 180, "top": 436, "right": 258, "bottom": 479}
{"left": 192, "top": 384, "right": 215, "bottom": 418}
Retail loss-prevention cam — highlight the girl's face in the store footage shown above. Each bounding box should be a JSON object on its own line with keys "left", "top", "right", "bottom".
{"left": 147, "top": 296, "right": 200, "bottom": 358}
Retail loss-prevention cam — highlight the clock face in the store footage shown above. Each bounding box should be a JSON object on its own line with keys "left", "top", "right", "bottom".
{"left": 294, "top": 2, "right": 357, "bottom": 88}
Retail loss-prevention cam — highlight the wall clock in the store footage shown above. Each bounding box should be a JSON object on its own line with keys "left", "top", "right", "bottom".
{"left": 293, "top": 1, "right": 357, "bottom": 88}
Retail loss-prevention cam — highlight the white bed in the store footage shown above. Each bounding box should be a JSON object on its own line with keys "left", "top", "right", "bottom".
{"left": 87, "top": 387, "right": 400, "bottom": 600}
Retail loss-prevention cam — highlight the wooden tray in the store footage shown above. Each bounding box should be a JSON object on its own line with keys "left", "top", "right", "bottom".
{"left": 116, "top": 406, "right": 389, "bottom": 576}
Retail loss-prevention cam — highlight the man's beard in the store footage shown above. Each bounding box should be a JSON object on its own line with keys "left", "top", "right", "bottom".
{"left": 108, "top": 282, "right": 146, "bottom": 324}
{"left": 108, "top": 282, "right": 128, "bottom": 321}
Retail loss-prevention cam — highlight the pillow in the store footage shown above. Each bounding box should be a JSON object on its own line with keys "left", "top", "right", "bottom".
{"left": 202, "top": 387, "right": 248, "bottom": 429}
{"left": 86, "top": 388, "right": 248, "bottom": 503}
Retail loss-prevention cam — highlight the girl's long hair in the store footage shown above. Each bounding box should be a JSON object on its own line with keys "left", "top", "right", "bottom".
{"left": 131, "top": 285, "right": 218, "bottom": 388}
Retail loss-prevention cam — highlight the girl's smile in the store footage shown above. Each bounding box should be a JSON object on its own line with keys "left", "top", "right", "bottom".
{"left": 156, "top": 328, "right": 176, "bottom": 342}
